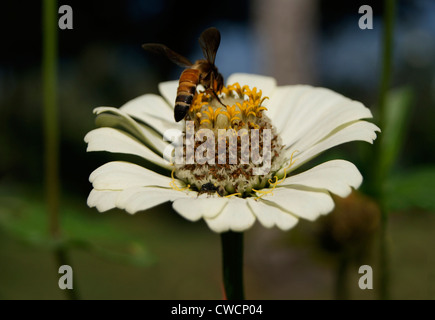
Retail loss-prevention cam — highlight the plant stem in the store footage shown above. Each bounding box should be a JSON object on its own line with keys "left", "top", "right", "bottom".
{"left": 378, "top": 0, "right": 396, "bottom": 133}
{"left": 376, "top": 0, "right": 396, "bottom": 300}
{"left": 43, "top": 0, "right": 59, "bottom": 238}
{"left": 55, "top": 246, "right": 80, "bottom": 300}
{"left": 43, "top": 0, "right": 79, "bottom": 300}
{"left": 220, "top": 232, "right": 245, "bottom": 300}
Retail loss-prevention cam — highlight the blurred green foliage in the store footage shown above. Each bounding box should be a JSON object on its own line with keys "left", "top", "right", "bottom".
{"left": 386, "top": 167, "right": 435, "bottom": 212}
{"left": 379, "top": 87, "right": 413, "bottom": 177}
{"left": 0, "top": 190, "right": 154, "bottom": 267}
{"left": 377, "top": 87, "right": 435, "bottom": 213}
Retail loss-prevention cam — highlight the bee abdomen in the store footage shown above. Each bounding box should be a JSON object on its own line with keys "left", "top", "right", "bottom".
{"left": 174, "top": 69, "right": 200, "bottom": 122}
{"left": 176, "top": 94, "right": 193, "bottom": 105}
{"left": 179, "top": 68, "right": 200, "bottom": 85}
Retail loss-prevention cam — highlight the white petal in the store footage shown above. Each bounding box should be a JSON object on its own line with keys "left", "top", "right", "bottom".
{"left": 287, "top": 109, "right": 373, "bottom": 153}
{"left": 158, "top": 80, "right": 178, "bottom": 108}
{"left": 116, "top": 187, "right": 194, "bottom": 214}
{"left": 90, "top": 161, "right": 173, "bottom": 190}
{"left": 204, "top": 197, "right": 255, "bottom": 232}
{"left": 84, "top": 127, "right": 172, "bottom": 170}
{"left": 94, "top": 106, "right": 169, "bottom": 155}
{"left": 247, "top": 198, "right": 298, "bottom": 231}
{"left": 270, "top": 85, "right": 374, "bottom": 149}
{"left": 120, "top": 94, "right": 182, "bottom": 135}
{"left": 261, "top": 187, "right": 334, "bottom": 221}
{"left": 87, "top": 189, "right": 120, "bottom": 212}
{"left": 279, "top": 160, "right": 362, "bottom": 198}
{"left": 172, "top": 196, "right": 229, "bottom": 221}
{"left": 226, "top": 73, "right": 277, "bottom": 104}
{"left": 266, "top": 85, "right": 313, "bottom": 129}
{"left": 280, "top": 121, "right": 380, "bottom": 174}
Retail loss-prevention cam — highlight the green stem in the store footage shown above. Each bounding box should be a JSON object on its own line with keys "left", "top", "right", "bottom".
{"left": 376, "top": 0, "right": 396, "bottom": 300}
{"left": 221, "top": 232, "right": 245, "bottom": 300}
{"left": 43, "top": 0, "right": 79, "bottom": 300}
{"left": 43, "top": 0, "right": 59, "bottom": 238}
{"left": 55, "top": 246, "right": 80, "bottom": 300}
{"left": 378, "top": 0, "right": 396, "bottom": 133}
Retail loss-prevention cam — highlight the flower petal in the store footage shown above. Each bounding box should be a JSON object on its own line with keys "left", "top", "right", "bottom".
{"left": 261, "top": 187, "right": 334, "bottom": 221}
{"left": 87, "top": 189, "right": 120, "bottom": 212}
{"left": 247, "top": 198, "right": 298, "bottom": 231}
{"left": 279, "top": 160, "right": 362, "bottom": 198}
{"left": 266, "top": 85, "right": 312, "bottom": 127}
{"left": 158, "top": 80, "right": 178, "bottom": 108}
{"left": 90, "top": 161, "right": 174, "bottom": 190}
{"left": 120, "top": 94, "right": 182, "bottom": 135}
{"left": 94, "top": 106, "right": 169, "bottom": 155}
{"left": 270, "top": 85, "right": 374, "bottom": 149}
{"left": 116, "top": 187, "right": 194, "bottom": 214}
{"left": 172, "top": 196, "right": 229, "bottom": 221}
{"left": 84, "top": 127, "right": 172, "bottom": 170}
{"left": 226, "top": 73, "right": 277, "bottom": 104}
{"left": 280, "top": 121, "right": 380, "bottom": 175}
{"left": 204, "top": 197, "right": 255, "bottom": 232}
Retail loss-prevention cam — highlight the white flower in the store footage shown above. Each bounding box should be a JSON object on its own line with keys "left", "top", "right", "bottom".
{"left": 85, "top": 73, "right": 380, "bottom": 233}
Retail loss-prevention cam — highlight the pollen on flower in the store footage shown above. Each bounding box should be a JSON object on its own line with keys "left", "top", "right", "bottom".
{"left": 187, "top": 83, "right": 269, "bottom": 131}
{"left": 252, "top": 149, "right": 299, "bottom": 199}
{"left": 173, "top": 83, "right": 286, "bottom": 198}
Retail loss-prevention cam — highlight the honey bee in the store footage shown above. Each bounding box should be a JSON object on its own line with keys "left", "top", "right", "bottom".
{"left": 142, "top": 27, "right": 224, "bottom": 122}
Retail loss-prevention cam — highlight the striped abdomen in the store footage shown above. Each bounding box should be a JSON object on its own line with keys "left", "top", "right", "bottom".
{"left": 174, "top": 68, "right": 200, "bottom": 122}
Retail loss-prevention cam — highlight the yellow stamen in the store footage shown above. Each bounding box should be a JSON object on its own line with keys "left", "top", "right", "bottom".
{"left": 224, "top": 192, "right": 242, "bottom": 198}
{"left": 256, "top": 106, "right": 268, "bottom": 113}
{"left": 222, "top": 105, "right": 241, "bottom": 127}
{"left": 170, "top": 167, "right": 190, "bottom": 192}
{"left": 252, "top": 150, "right": 299, "bottom": 200}
{"left": 190, "top": 92, "right": 209, "bottom": 113}
{"left": 227, "top": 82, "right": 250, "bottom": 98}
{"left": 200, "top": 118, "right": 212, "bottom": 125}
{"left": 202, "top": 106, "right": 223, "bottom": 126}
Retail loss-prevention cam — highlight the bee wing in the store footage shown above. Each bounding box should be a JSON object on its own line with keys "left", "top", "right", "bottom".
{"left": 142, "top": 43, "right": 193, "bottom": 67}
{"left": 198, "top": 27, "right": 221, "bottom": 64}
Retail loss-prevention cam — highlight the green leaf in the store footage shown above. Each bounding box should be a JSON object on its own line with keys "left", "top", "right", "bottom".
{"left": 0, "top": 192, "right": 155, "bottom": 267}
{"left": 379, "top": 87, "right": 413, "bottom": 175}
{"left": 386, "top": 166, "right": 435, "bottom": 212}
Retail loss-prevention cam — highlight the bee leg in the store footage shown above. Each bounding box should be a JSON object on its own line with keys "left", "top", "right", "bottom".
{"left": 205, "top": 88, "right": 226, "bottom": 107}
{"left": 213, "top": 90, "right": 226, "bottom": 107}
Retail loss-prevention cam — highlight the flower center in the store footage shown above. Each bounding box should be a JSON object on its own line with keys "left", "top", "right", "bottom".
{"left": 174, "top": 83, "right": 285, "bottom": 197}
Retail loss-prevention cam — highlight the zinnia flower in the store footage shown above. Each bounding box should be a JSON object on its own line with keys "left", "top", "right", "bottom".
{"left": 85, "top": 73, "right": 379, "bottom": 233}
